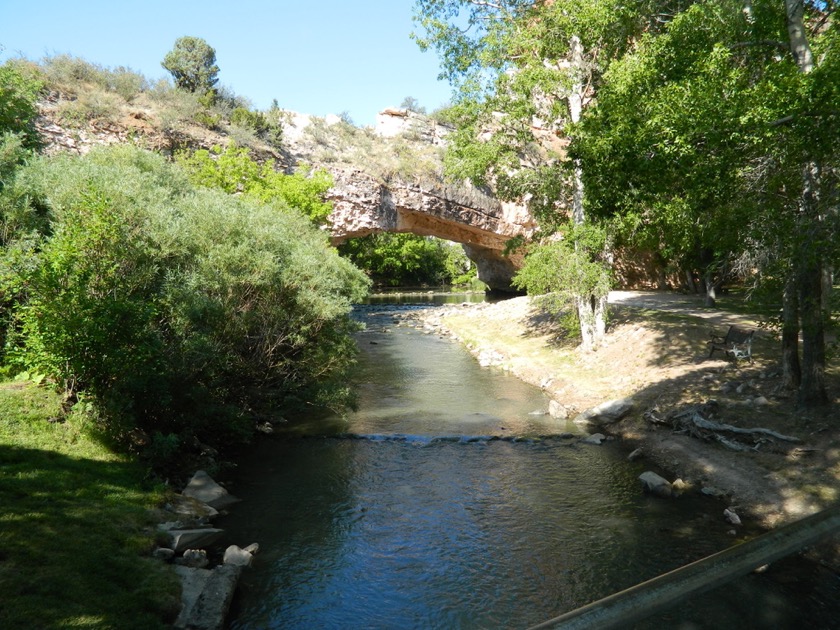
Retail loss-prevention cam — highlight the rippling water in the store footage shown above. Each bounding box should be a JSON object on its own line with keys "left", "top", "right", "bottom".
{"left": 219, "top": 302, "right": 840, "bottom": 629}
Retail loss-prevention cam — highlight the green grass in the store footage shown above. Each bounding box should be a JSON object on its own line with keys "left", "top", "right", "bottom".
{"left": 0, "top": 381, "right": 180, "bottom": 629}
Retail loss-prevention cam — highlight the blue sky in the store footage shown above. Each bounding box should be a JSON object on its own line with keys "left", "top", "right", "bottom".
{"left": 0, "top": 0, "right": 453, "bottom": 126}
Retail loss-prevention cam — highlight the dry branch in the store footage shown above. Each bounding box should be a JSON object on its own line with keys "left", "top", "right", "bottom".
{"left": 645, "top": 402, "right": 803, "bottom": 451}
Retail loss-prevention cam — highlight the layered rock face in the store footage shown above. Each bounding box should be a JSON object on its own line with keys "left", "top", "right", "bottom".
{"left": 326, "top": 165, "right": 536, "bottom": 291}
{"left": 321, "top": 107, "right": 537, "bottom": 291}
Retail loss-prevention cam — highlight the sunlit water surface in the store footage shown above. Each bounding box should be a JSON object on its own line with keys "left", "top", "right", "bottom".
{"left": 219, "top": 298, "right": 840, "bottom": 629}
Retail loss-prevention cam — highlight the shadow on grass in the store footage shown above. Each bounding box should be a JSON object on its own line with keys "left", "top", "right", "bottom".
{"left": 0, "top": 444, "right": 180, "bottom": 629}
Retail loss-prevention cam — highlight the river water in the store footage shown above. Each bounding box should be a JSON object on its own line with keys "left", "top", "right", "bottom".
{"left": 219, "top": 295, "right": 840, "bottom": 629}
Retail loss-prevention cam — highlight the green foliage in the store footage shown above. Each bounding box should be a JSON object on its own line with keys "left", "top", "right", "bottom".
{"left": 161, "top": 36, "right": 220, "bottom": 94}
{"left": 513, "top": 226, "right": 612, "bottom": 330}
{"left": 572, "top": 0, "right": 840, "bottom": 287}
{"left": 338, "top": 233, "right": 475, "bottom": 287}
{"left": 1, "top": 145, "right": 369, "bottom": 465}
{"left": 230, "top": 106, "right": 283, "bottom": 146}
{"left": 0, "top": 59, "right": 43, "bottom": 150}
{"left": 177, "top": 144, "right": 333, "bottom": 224}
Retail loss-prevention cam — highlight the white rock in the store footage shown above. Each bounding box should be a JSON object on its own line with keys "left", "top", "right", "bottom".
{"left": 183, "top": 471, "right": 240, "bottom": 510}
{"left": 223, "top": 544, "right": 255, "bottom": 567}
{"left": 548, "top": 400, "right": 569, "bottom": 419}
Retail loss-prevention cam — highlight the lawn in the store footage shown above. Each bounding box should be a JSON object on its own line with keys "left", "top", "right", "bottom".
{"left": 0, "top": 381, "right": 180, "bottom": 629}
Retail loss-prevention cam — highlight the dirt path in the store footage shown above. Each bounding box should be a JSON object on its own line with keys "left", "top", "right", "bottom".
{"left": 407, "top": 291, "right": 840, "bottom": 547}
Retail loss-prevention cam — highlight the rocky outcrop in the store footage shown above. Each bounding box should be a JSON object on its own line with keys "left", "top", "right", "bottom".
{"left": 374, "top": 107, "right": 451, "bottom": 146}
{"left": 327, "top": 166, "right": 536, "bottom": 291}
{"left": 35, "top": 97, "right": 537, "bottom": 291}
{"left": 151, "top": 471, "right": 254, "bottom": 630}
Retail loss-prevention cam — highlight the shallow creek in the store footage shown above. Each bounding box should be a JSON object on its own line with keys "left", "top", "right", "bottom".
{"left": 219, "top": 296, "right": 839, "bottom": 629}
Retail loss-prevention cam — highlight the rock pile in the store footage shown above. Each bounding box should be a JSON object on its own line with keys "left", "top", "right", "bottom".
{"left": 153, "top": 471, "right": 256, "bottom": 630}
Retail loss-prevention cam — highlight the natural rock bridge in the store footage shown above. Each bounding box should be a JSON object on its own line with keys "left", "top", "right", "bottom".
{"left": 326, "top": 167, "right": 537, "bottom": 291}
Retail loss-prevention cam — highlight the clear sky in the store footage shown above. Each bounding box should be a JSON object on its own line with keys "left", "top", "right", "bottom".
{"left": 0, "top": 0, "right": 453, "bottom": 126}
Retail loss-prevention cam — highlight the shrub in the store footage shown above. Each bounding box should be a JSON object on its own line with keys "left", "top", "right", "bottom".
{"left": 0, "top": 59, "right": 43, "bottom": 150}
{"left": 2, "top": 146, "right": 369, "bottom": 463}
{"left": 105, "top": 66, "right": 148, "bottom": 102}
{"left": 55, "top": 89, "right": 122, "bottom": 123}
{"left": 177, "top": 144, "right": 333, "bottom": 224}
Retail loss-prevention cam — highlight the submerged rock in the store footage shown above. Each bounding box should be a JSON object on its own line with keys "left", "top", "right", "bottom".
{"left": 639, "top": 471, "right": 673, "bottom": 498}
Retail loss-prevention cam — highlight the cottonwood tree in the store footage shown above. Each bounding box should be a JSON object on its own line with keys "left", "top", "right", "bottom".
{"left": 162, "top": 36, "right": 220, "bottom": 94}
{"left": 413, "top": 0, "right": 675, "bottom": 349}
{"left": 574, "top": 0, "right": 839, "bottom": 406}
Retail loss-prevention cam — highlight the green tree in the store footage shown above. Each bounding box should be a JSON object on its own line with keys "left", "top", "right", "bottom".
{"left": 573, "top": 0, "right": 839, "bottom": 406}
{"left": 0, "top": 59, "right": 43, "bottom": 159}
{"left": 413, "top": 0, "right": 659, "bottom": 348}
{"left": 338, "top": 233, "right": 468, "bottom": 287}
{"left": 161, "top": 36, "right": 220, "bottom": 94}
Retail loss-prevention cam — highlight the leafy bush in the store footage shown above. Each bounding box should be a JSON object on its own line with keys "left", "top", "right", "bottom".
{"left": 177, "top": 144, "right": 333, "bottom": 224}
{"left": 105, "top": 66, "right": 148, "bottom": 102}
{"left": 0, "top": 59, "right": 43, "bottom": 150}
{"left": 1, "top": 145, "right": 369, "bottom": 463}
{"left": 512, "top": 227, "right": 613, "bottom": 334}
{"left": 55, "top": 89, "right": 122, "bottom": 123}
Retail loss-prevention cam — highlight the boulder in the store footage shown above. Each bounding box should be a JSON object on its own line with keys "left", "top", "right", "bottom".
{"left": 548, "top": 400, "right": 569, "bottom": 419}
{"left": 724, "top": 508, "right": 742, "bottom": 525}
{"left": 639, "top": 471, "right": 673, "bottom": 498}
{"left": 580, "top": 433, "right": 605, "bottom": 445}
{"left": 174, "top": 564, "right": 244, "bottom": 630}
{"left": 573, "top": 397, "right": 634, "bottom": 428}
{"left": 223, "top": 544, "right": 256, "bottom": 567}
{"left": 183, "top": 471, "right": 240, "bottom": 510}
{"left": 166, "top": 493, "right": 219, "bottom": 522}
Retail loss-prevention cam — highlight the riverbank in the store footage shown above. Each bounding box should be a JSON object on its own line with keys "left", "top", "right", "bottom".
{"left": 406, "top": 294, "right": 840, "bottom": 537}
{"left": 0, "top": 380, "right": 180, "bottom": 628}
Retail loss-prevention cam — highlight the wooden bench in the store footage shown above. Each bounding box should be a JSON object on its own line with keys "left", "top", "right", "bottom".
{"left": 708, "top": 326, "right": 754, "bottom": 362}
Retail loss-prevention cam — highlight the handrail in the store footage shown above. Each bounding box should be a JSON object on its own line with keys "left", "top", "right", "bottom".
{"left": 528, "top": 503, "right": 840, "bottom": 630}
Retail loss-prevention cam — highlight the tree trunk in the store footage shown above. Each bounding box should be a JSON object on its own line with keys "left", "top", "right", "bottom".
{"left": 568, "top": 35, "right": 607, "bottom": 350}
{"left": 703, "top": 269, "right": 717, "bottom": 307}
{"left": 798, "top": 254, "right": 828, "bottom": 407}
{"left": 781, "top": 274, "right": 801, "bottom": 390}
{"left": 784, "top": 0, "right": 828, "bottom": 407}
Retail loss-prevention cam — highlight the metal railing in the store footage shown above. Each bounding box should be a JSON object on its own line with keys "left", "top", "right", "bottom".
{"left": 528, "top": 503, "right": 840, "bottom": 629}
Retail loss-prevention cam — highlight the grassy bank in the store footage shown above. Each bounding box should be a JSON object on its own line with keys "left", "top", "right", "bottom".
{"left": 0, "top": 380, "right": 180, "bottom": 629}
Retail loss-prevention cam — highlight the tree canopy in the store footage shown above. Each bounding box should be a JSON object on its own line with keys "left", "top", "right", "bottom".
{"left": 414, "top": 0, "right": 839, "bottom": 404}
{"left": 161, "top": 36, "right": 220, "bottom": 93}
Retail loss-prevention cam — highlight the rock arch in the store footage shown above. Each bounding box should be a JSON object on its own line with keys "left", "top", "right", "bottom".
{"left": 326, "top": 167, "right": 537, "bottom": 291}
